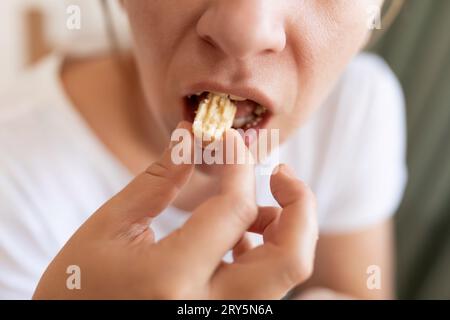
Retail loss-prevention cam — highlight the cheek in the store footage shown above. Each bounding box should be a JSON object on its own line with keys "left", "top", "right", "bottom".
{"left": 124, "top": 0, "right": 196, "bottom": 113}
{"left": 288, "top": 1, "right": 371, "bottom": 119}
{"left": 302, "top": 0, "right": 371, "bottom": 67}
{"left": 126, "top": 2, "right": 175, "bottom": 69}
{"left": 126, "top": 1, "right": 206, "bottom": 67}
{"left": 314, "top": 0, "right": 375, "bottom": 57}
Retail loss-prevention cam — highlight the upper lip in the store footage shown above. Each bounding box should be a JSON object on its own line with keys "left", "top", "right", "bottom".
{"left": 183, "top": 82, "right": 276, "bottom": 114}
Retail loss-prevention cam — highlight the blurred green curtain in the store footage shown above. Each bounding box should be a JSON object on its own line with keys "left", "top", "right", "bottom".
{"left": 373, "top": 0, "right": 450, "bottom": 299}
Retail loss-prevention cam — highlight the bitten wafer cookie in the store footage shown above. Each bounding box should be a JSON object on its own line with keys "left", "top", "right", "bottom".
{"left": 193, "top": 93, "right": 237, "bottom": 143}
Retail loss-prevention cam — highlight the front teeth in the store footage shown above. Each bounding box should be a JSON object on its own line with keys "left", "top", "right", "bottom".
{"left": 210, "top": 92, "right": 229, "bottom": 99}
{"left": 187, "top": 92, "right": 203, "bottom": 98}
{"left": 229, "top": 94, "right": 247, "bottom": 101}
{"left": 193, "top": 92, "right": 247, "bottom": 102}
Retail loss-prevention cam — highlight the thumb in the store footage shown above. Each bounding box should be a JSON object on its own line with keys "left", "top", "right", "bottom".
{"left": 171, "top": 129, "right": 258, "bottom": 270}
{"left": 95, "top": 122, "right": 194, "bottom": 233}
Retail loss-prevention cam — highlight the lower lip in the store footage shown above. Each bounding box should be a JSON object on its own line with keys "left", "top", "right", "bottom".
{"left": 182, "top": 97, "right": 272, "bottom": 146}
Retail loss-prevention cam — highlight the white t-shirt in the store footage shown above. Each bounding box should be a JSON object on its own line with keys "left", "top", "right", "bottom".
{"left": 0, "top": 52, "right": 407, "bottom": 299}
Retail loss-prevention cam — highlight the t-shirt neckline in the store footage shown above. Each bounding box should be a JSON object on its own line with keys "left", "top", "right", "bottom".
{"left": 43, "top": 53, "right": 135, "bottom": 183}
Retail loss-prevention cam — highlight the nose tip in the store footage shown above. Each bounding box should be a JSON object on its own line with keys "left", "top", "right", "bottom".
{"left": 196, "top": 0, "right": 286, "bottom": 60}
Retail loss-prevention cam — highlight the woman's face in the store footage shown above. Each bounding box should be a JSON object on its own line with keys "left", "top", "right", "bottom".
{"left": 122, "top": 0, "right": 382, "bottom": 146}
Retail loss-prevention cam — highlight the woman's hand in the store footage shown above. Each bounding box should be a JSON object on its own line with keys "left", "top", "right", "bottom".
{"left": 33, "top": 123, "right": 318, "bottom": 300}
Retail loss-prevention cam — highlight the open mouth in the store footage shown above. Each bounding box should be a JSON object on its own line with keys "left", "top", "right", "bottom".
{"left": 183, "top": 92, "right": 272, "bottom": 131}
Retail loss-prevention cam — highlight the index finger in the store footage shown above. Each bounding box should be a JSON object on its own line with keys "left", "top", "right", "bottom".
{"left": 167, "top": 129, "right": 258, "bottom": 271}
{"left": 96, "top": 122, "right": 195, "bottom": 231}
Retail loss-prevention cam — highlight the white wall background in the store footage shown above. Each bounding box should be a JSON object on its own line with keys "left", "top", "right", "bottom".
{"left": 0, "top": 0, "right": 129, "bottom": 90}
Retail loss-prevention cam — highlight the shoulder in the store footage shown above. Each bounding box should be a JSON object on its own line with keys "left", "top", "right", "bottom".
{"left": 0, "top": 54, "right": 68, "bottom": 150}
{"left": 0, "top": 55, "right": 65, "bottom": 134}
{"left": 284, "top": 54, "right": 408, "bottom": 232}
{"left": 330, "top": 52, "right": 404, "bottom": 113}
{"left": 346, "top": 52, "right": 398, "bottom": 78}
{"left": 0, "top": 56, "right": 66, "bottom": 298}
{"left": 343, "top": 52, "right": 402, "bottom": 92}
{"left": 0, "top": 54, "right": 77, "bottom": 215}
{"left": 317, "top": 53, "right": 407, "bottom": 170}
{"left": 323, "top": 54, "right": 407, "bottom": 231}
{"left": 315, "top": 53, "right": 406, "bottom": 147}
{"left": 283, "top": 53, "right": 407, "bottom": 174}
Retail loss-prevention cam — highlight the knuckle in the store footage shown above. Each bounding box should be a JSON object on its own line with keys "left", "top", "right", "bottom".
{"left": 146, "top": 161, "right": 172, "bottom": 180}
{"left": 145, "top": 161, "right": 179, "bottom": 190}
